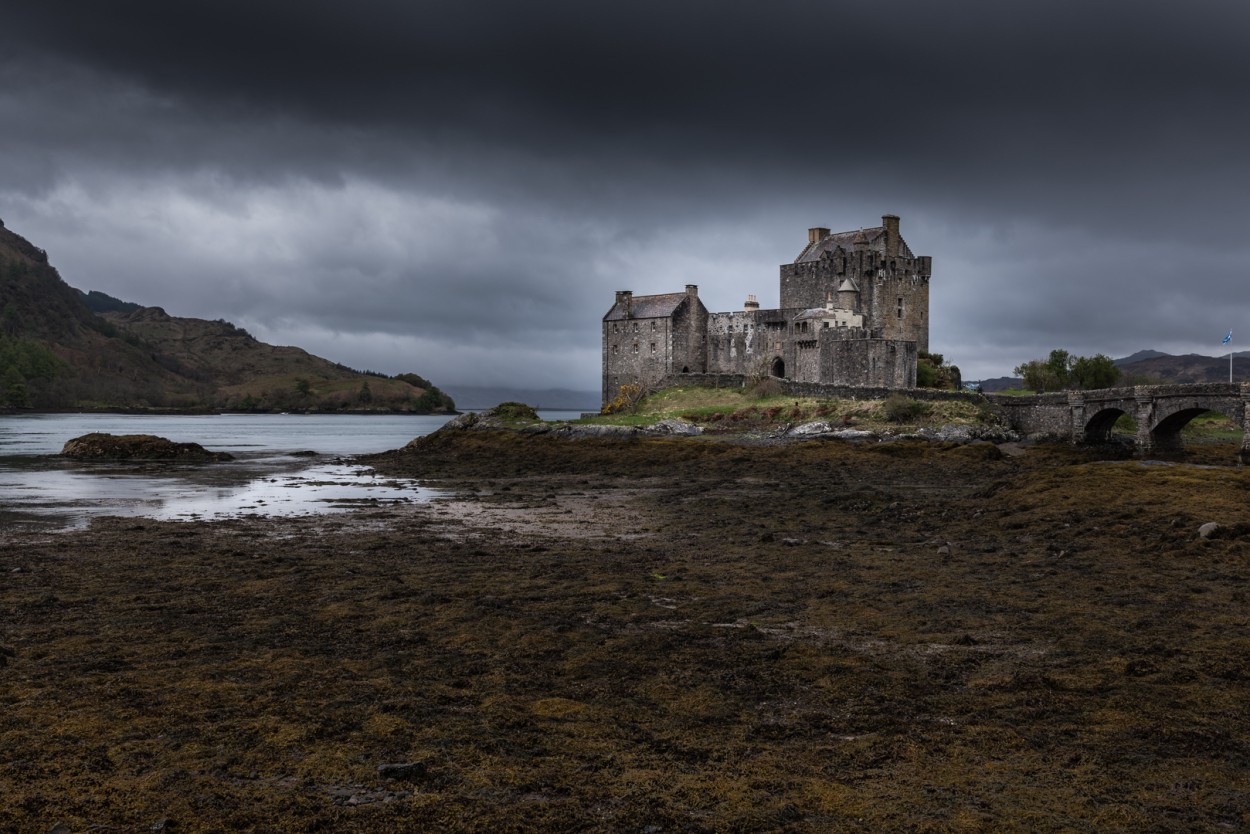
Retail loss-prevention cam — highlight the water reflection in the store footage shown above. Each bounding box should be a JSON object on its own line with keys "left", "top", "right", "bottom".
{"left": 0, "top": 456, "right": 441, "bottom": 531}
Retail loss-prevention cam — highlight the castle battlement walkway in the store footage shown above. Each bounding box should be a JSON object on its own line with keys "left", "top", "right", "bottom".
{"left": 989, "top": 383, "right": 1250, "bottom": 456}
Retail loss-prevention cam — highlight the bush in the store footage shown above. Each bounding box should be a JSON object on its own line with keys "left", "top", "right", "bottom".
{"left": 749, "top": 377, "right": 783, "bottom": 399}
{"left": 491, "top": 402, "right": 539, "bottom": 421}
{"left": 883, "top": 394, "right": 930, "bottom": 423}
{"left": 602, "top": 383, "right": 646, "bottom": 415}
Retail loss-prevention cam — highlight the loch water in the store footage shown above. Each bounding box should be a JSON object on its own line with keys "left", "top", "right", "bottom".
{"left": 0, "top": 411, "right": 583, "bottom": 531}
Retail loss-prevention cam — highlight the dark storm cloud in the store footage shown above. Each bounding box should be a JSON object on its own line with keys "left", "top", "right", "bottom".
{"left": 2, "top": 0, "right": 1250, "bottom": 385}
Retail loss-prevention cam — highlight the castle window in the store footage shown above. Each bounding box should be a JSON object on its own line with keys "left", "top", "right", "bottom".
{"left": 612, "top": 344, "right": 618, "bottom": 354}
{"left": 633, "top": 323, "right": 639, "bottom": 333}
{"left": 632, "top": 343, "right": 639, "bottom": 354}
{"left": 651, "top": 321, "right": 657, "bottom": 331}
{"left": 824, "top": 322, "right": 830, "bottom": 328}
{"left": 897, "top": 297, "right": 904, "bottom": 319}
{"left": 613, "top": 323, "right": 618, "bottom": 333}
{"left": 650, "top": 343, "right": 657, "bottom": 354}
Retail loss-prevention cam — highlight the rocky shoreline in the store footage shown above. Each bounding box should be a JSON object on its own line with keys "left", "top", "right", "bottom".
{"left": 2, "top": 427, "right": 1248, "bottom": 831}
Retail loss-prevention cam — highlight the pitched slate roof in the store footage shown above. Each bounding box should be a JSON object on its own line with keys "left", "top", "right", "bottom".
{"left": 603, "top": 292, "right": 688, "bottom": 321}
{"left": 794, "top": 226, "right": 914, "bottom": 263}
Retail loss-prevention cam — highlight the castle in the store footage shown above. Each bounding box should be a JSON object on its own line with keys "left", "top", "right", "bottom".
{"left": 602, "top": 214, "right": 932, "bottom": 405}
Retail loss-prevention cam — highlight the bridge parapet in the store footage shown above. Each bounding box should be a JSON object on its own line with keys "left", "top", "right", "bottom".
{"left": 993, "top": 382, "right": 1250, "bottom": 458}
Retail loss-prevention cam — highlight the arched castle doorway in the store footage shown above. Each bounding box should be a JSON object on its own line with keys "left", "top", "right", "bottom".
{"left": 770, "top": 357, "right": 785, "bottom": 378}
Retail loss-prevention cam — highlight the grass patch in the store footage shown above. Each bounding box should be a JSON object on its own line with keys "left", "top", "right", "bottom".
{"left": 571, "top": 386, "right": 986, "bottom": 432}
{"left": 1181, "top": 412, "right": 1243, "bottom": 442}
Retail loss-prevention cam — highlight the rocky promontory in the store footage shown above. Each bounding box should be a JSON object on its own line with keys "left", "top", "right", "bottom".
{"left": 60, "top": 433, "right": 234, "bottom": 462}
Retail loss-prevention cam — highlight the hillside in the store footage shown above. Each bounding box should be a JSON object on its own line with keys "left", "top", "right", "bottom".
{"left": 1, "top": 219, "right": 190, "bottom": 407}
{"left": 1116, "top": 352, "right": 1250, "bottom": 384}
{"left": 0, "top": 218, "right": 453, "bottom": 412}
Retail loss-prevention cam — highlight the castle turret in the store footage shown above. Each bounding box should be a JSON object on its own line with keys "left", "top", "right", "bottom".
{"left": 882, "top": 214, "right": 900, "bottom": 258}
{"left": 837, "top": 277, "right": 860, "bottom": 312}
{"left": 744, "top": 294, "right": 759, "bottom": 312}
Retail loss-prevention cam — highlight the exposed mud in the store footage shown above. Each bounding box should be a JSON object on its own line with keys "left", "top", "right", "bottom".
{"left": 2, "top": 431, "right": 1248, "bottom": 832}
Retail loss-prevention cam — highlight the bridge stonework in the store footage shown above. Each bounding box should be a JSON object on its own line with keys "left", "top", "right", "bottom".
{"left": 990, "top": 383, "right": 1250, "bottom": 459}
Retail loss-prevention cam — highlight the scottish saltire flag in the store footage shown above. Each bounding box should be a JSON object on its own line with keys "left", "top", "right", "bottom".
{"left": 1223, "top": 330, "right": 1233, "bottom": 345}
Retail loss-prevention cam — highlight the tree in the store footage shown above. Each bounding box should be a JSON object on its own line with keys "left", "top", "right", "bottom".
{"left": 2, "top": 366, "right": 29, "bottom": 407}
{"left": 1015, "top": 349, "right": 1120, "bottom": 392}
{"left": 358, "top": 380, "right": 373, "bottom": 405}
{"left": 917, "top": 351, "right": 961, "bottom": 389}
{"left": 1045, "top": 350, "right": 1072, "bottom": 389}
{"left": 1069, "top": 354, "right": 1120, "bottom": 389}
{"left": 294, "top": 378, "right": 312, "bottom": 397}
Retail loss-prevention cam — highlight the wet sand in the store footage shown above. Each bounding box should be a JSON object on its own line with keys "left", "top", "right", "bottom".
{"left": 2, "top": 431, "right": 1248, "bottom": 832}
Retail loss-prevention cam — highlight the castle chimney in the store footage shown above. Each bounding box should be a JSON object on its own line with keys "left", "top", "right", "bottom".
{"left": 685, "top": 284, "right": 698, "bottom": 296}
{"left": 808, "top": 227, "right": 830, "bottom": 244}
{"left": 615, "top": 290, "right": 633, "bottom": 314}
{"left": 825, "top": 291, "right": 833, "bottom": 311}
{"left": 882, "top": 214, "right": 900, "bottom": 257}
{"left": 744, "top": 294, "right": 759, "bottom": 312}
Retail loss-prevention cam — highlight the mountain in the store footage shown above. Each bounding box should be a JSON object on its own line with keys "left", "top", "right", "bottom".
{"left": 969, "top": 376, "right": 1022, "bottom": 393}
{"left": 1113, "top": 349, "right": 1170, "bottom": 366}
{"left": 0, "top": 218, "right": 453, "bottom": 412}
{"left": 1115, "top": 352, "right": 1249, "bottom": 385}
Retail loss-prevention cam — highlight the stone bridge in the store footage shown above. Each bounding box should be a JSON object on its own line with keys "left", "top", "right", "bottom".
{"left": 989, "top": 383, "right": 1250, "bottom": 456}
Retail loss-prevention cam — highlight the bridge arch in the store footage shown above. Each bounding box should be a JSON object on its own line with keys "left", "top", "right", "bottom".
{"left": 1147, "top": 403, "right": 1242, "bottom": 452}
{"left": 1083, "top": 406, "right": 1129, "bottom": 443}
{"left": 1075, "top": 384, "right": 1249, "bottom": 457}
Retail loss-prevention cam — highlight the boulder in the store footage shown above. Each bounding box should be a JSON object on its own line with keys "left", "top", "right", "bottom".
{"left": 644, "top": 418, "right": 703, "bottom": 436}
{"left": 788, "top": 421, "right": 834, "bottom": 437}
{"left": 60, "top": 433, "right": 234, "bottom": 462}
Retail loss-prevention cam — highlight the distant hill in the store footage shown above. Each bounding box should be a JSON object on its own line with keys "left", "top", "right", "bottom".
{"left": 79, "top": 289, "right": 142, "bottom": 314}
{"left": 0, "top": 218, "right": 453, "bottom": 412}
{"left": 1114, "top": 351, "right": 1250, "bottom": 384}
{"left": 1113, "top": 349, "right": 1170, "bottom": 366}
{"left": 442, "top": 384, "right": 600, "bottom": 411}
{"left": 970, "top": 376, "right": 1022, "bottom": 393}
{"left": 974, "top": 348, "right": 1250, "bottom": 392}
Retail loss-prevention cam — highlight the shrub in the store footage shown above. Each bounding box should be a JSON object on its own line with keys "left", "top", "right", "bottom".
{"left": 491, "top": 401, "right": 539, "bottom": 421}
{"left": 883, "top": 394, "right": 930, "bottom": 423}
{"left": 602, "top": 383, "right": 646, "bottom": 415}
{"left": 750, "top": 377, "right": 783, "bottom": 399}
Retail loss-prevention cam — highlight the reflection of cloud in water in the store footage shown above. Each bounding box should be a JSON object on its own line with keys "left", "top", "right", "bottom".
{"left": 0, "top": 461, "right": 441, "bottom": 529}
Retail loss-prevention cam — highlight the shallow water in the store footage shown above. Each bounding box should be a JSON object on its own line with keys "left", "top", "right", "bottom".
{"left": 0, "top": 410, "right": 584, "bottom": 530}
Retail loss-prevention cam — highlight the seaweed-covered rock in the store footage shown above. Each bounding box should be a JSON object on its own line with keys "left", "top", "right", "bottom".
{"left": 549, "top": 423, "right": 639, "bottom": 438}
{"left": 60, "top": 433, "right": 234, "bottom": 462}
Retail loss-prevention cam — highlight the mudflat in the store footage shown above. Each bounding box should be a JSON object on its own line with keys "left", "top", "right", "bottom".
{"left": 2, "top": 431, "right": 1248, "bottom": 832}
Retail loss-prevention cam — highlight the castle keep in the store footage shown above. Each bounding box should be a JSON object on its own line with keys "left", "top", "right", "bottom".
{"left": 602, "top": 214, "right": 932, "bottom": 405}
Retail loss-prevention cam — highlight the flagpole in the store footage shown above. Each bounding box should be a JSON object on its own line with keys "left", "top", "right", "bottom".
{"left": 1224, "top": 331, "right": 1234, "bottom": 383}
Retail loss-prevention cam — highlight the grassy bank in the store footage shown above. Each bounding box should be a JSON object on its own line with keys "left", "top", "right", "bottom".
{"left": 579, "top": 385, "right": 991, "bottom": 432}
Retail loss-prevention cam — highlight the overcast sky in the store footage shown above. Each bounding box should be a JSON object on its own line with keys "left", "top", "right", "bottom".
{"left": 2, "top": 1, "right": 1249, "bottom": 388}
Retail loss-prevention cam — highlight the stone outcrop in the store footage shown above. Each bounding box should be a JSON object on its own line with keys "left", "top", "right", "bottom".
{"left": 60, "top": 433, "right": 234, "bottom": 462}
